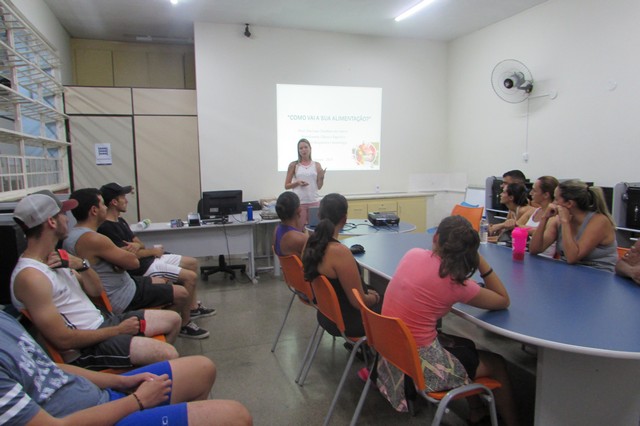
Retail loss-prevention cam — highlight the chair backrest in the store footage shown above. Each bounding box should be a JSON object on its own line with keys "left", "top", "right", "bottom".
{"left": 450, "top": 204, "right": 484, "bottom": 232}
{"left": 311, "top": 275, "right": 346, "bottom": 334}
{"left": 20, "top": 309, "right": 66, "bottom": 363}
{"left": 91, "top": 290, "right": 114, "bottom": 313}
{"left": 278, "top": 254, "right": 315, "bottom": 303}
{"left": 351, "top": 289, "right": 426, "bottom": 391}
{"left": 617, "top": 247, "right": 630, "bottom": 259}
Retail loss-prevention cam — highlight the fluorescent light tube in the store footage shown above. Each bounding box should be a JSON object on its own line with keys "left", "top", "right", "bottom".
{"left": 395, "top": 0, "right": 437, "bottom": 22}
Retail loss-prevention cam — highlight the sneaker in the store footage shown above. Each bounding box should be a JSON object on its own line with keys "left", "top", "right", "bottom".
{"left": 190, "top": 302, "right": 217, "bottom": 319}
{"left": 179, "top": 321, "right": 210, "bottom": 339}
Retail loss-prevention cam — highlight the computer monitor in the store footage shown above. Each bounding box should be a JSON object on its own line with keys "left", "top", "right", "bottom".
{"left": 200, "top": 190, "right": 243, "bottom": 220}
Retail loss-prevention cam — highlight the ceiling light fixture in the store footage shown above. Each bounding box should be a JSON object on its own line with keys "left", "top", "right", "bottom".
{"left": 170, "top": 0, "right": 178, "bottom": 5}
{"left": 395, "top": 0, "right": 437, "bottom": 22}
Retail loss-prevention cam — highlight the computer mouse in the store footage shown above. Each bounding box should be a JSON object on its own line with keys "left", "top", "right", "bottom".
{"left": 350, "top": 244, "right": 365, "bottom": 254}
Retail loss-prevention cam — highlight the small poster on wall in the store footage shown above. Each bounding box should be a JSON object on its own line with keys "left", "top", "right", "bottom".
{"left": 95, "top": 143, "right": 112, "bottom": 165}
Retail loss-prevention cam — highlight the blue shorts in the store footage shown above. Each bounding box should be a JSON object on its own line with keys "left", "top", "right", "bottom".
{"left": 107, "top": 361, "right": 189, "bottom": 425}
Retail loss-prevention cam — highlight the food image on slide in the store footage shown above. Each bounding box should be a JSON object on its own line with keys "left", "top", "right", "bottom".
{"left": 277, "top": 84, "right": 382, "bottom": 171}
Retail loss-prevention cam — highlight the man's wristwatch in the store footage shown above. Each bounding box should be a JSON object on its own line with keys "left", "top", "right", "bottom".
{"left": 76, "top": 258, "right": 91, "bottom": 272}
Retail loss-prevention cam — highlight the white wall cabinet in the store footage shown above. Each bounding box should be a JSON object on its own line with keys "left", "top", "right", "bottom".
{"left": 65, "top": 87, "right": 199, "bottom": 222}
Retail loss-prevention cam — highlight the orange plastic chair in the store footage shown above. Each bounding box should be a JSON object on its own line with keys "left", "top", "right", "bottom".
{"left": 349, "top": 289, "right": 501, "bottom": 426}
{"left": 450, "top": 204, "right": 484, "bottom": 232}
{"left": 271, "top": 252, "right": 316, "bottom": 352}
{"left": 300, "top": 276, "right": 368, "bottom": 425}
{"left": 617, "top": 247, "right": 630, "bottom": 259}
{"left": 92, "top": 290, "right": 166, "bottom": 343}
{"left": 20, "top": 309, "right": 132, "bottom": 373}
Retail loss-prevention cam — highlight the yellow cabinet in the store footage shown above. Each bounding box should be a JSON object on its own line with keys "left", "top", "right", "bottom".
{"left": 367, "top": 201, "right": 398, "bottom": 213}
{"left": 397, "top": 197, "right": 427, "bottom": 233}
{"left": 348, "top": 201, "right": 369, "bottom": 219}
{"left": 345, "top": 195, "right": 427, "bottom": 233}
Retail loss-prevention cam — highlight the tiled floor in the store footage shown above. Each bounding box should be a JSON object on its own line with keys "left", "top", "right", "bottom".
{"left": 175, "top": 264, "right": 536, "bottom": 425}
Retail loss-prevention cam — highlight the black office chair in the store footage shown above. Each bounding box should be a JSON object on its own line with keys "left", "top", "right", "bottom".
{"left": 197, "top": 199, "right": 246, "bottom": 280}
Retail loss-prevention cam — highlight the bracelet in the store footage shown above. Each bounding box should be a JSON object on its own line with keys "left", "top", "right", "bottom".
{"left": 132, "top": 392, "right": 145, "bottom": 411}
{"left": 480, "top": 268, "right": 494, "bottom": 279}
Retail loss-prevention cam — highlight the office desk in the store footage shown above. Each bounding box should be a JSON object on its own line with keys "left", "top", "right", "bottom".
{"left": 307, "top": 219, "right": 416, "bottom": 236}
{"left": 346, "top": 233, "right": 640, "bottom": 426}
{"left": 136, "top": 218, "right": 278, "bottom": 281}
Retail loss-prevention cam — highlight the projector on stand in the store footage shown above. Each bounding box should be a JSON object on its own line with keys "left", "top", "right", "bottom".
{"left": 368, "top": 211, "right": 400, "bottom": 226}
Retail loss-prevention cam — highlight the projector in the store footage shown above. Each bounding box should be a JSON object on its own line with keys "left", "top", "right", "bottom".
{"left": 368, "top": 211, "right": 400, "bottom": 226}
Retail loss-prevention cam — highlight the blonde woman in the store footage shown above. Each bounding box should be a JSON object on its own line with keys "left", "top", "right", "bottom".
{"left": 529, "top": 179, "right": 617, "bottom": 271}
{"left": 285, "top": 138, "right": 326, "bottom": 229}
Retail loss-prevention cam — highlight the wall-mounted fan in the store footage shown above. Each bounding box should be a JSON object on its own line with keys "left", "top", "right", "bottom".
{"left": 491, "top": 59, "right": 534, "bottom": 103}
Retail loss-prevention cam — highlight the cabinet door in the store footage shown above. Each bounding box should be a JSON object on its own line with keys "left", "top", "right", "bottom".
{"left": 134, "top": 116, "right": 200, "bottom": 222}
{"left": 367, "top": 201, "right": 398, "bottom": 213}
{"left": 397, "top": 197, "right": 426, "bottom": 233}
{"left": 348, "top": 200, "right": 368, "bottom": 219}
{"left": 69, "top": 116, "right": 139, "bottom": 224}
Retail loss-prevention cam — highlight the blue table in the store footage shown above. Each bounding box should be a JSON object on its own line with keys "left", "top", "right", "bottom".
{"left": 346, "top": 233, "right": 640, "bottom": 426}
{"left": 307, "top": 218, "right": 416, "bottom": 236}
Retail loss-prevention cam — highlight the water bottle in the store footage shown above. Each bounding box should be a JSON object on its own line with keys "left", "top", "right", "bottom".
{"left": 479, "top": 217, "right": 489, "bottom": 244}
{"left": 246, "top": 204, "right": 253, "bottom": 221}
{"left": 135, "top": 219, "right": 151, "bottom": 230}
{"left": 512, "top": 227, "right": 528, "bottom": 261}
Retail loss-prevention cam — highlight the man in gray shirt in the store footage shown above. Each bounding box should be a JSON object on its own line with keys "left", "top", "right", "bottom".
{"left": 63, "top": 188, "right": 209, "bottom": 339}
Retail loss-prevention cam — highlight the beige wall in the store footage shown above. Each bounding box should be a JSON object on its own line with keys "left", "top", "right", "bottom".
{"left": 71, "top": 39, "right": 195, "bottom": 89}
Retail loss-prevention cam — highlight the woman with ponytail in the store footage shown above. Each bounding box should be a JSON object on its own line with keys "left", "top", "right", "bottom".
{"left": 302, "top": 193, "right": 380, "bottom": 338}
{"left": 489, "top": 183, "right": 535, "bottom": 239}
{"left": 377, "top": 216, "right": 519, "bottom": 425}
{"left": 529, "top": 179, "right": 617, "bottom": 271}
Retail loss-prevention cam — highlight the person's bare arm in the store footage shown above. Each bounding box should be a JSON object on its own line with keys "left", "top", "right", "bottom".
{"left": 76, "top": 232, "right": 140, "bottom": 270}
{"left": 14, "top": 269, "right": 140, "bottom": 350}
{"left": 325, "top": 243, "right": 379, "bottom": 308}
{"left": 25, "top": 375, "right": 171, "bottom": 426}
{"left": 315, "top": 162, "right": 326, "bottom": 190}
{"left": 529, "top": 210, "right": 559, "bottom": 255}
{"left": 466, "top": 255, "right": 510, "bottom": 310}
{"left": 559, "top": 211, "right": 614, "bottom": 264}
{"left": 615, "top": 241, "right": 640, "bottom": 283}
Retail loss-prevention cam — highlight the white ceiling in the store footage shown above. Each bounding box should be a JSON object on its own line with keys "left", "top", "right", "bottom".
{"left": 42, "top": 0, "right": 547, "bottom": 44}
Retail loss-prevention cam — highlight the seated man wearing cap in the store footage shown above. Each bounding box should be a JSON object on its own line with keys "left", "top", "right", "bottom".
{"left": 63, "top": 188, "right": 209, "bottom": 339}
{"left": 11, "top": 191, "right": 181, "bottom": 371}
{"left": 97, "top": 183, "right": 215, "bottom": 328}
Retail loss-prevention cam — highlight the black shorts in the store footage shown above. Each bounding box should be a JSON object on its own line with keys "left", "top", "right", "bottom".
{"left": 126, "top": 275, "right": 174, "bottom": 311}
{"left": 438, "top": 332, "right": 480, "bottom": 379}
{"left": 70, "top": 310, "right": 145, "bottom": 370}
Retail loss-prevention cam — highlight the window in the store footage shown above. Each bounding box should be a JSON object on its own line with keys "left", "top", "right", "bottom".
{"left": 0, "top": 0, "right": 69, "bottom": 201}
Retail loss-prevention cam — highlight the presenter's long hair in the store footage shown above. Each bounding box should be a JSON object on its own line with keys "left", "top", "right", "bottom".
{"left": 303, "top": 193, "right": 348, "bottom": 281}
{"left": 433, "top": 216, "right": 480, "bottom": 284}
{"left": 297, "top": 138, "right": 312, "bottom": 162}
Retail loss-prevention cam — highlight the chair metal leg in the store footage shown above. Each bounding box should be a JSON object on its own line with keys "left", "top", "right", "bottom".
{"left": 298, "top": 327, "right": 325, "bottom": 386}
{"left": 271, "top": 293, "right": 296, "bottom": 352}
{"left": 323, "top": 337, "right": 367, "bottom": 426}
{"left": 349, "top": 373, "right": 374, "bottom": 426}
{"left": 295, "top": 323, "right": 321, "bottom": 383}
{"left": 429, "top": 384, "right": 497, "bottom": 426}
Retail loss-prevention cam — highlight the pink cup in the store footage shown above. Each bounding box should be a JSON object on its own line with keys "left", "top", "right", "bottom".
{"left": 512, "top": 227, "right": 528, "bottom": 261}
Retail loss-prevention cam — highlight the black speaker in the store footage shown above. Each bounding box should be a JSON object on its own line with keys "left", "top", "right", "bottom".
{"left": 0, "top": 223, "right": 26, "bottom": 305}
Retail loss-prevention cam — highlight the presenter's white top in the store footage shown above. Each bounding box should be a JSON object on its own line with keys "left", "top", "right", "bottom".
{"left": 293, "top": 161, "right": 320, "bottom": 204}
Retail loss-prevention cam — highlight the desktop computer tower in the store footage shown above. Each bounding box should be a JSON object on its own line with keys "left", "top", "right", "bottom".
{"left": 0, "top": 223, "right": 26, "bottom": 305}
{"left": 624, "top": 185, "right": 640, "bottom": 230}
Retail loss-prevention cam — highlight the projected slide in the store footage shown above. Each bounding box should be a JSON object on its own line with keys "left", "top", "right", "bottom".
{"left": 277, "top": 84, "right": 382, "bottom": 171}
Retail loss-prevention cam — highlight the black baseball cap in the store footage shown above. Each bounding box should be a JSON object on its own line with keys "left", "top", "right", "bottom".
{"left": 100, "top": 182, "right": 133, "bottom": 205}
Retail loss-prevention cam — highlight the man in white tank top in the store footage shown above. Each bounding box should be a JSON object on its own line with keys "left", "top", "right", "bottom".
{"left": 10, "top": 191, "right": 181, "bottom": 370}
